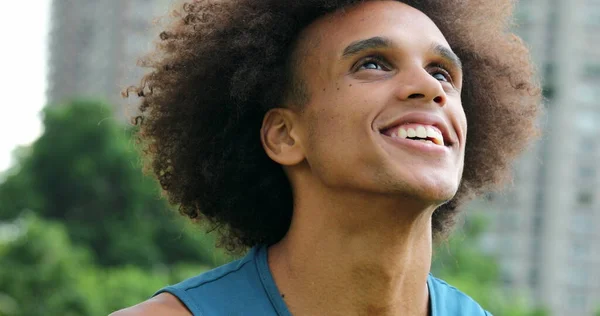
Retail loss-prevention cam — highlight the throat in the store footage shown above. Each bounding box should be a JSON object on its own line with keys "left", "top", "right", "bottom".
{"left": 268, "top": 214, "right": 433, "bottom": 316}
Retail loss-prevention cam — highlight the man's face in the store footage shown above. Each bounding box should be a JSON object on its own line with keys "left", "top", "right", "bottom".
{"left": 291, "top": 0, "right": 467, "bottom": 204}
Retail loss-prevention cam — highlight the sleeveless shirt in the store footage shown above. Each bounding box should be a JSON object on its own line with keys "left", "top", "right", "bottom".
{"left": 154, "top": 245, "right": 492, "bottom": 315}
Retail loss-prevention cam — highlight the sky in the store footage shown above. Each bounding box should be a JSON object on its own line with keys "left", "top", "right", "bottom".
{"left": 0, "top": 0, "right": 50, "bottom": 172}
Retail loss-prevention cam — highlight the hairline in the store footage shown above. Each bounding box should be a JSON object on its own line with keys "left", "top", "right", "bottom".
{"left": 281, "top": 1, "right": 462, "bottom": 109}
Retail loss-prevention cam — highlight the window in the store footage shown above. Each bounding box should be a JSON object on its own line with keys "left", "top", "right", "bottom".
{"left": 575, "top": 110, "right": 599, "bottom": 134}
{"left": 571, "top": 213, "right": 593, "bottom": 234}
{"left": 532, "top": 213, "right": 543, "bottom": 233}
{"left": 569, "top": 240, "right": 589, "bottom": 260}
{"left": 578, "top": 165, "right": 597, "bottom": 179}
{"left": 575, "top": 84, "right": 598, "bottom": 105}
{"left": 577, "top": 192, "right": 594, "bottom": 207}
{"left": 578, "top": 136, "right": 597, "bottom": 155}
{"left": 529, "top": 266, "right": 539, "bottom": 288}
{"left": 568, "top": 292, "right": 586, "bottom": 310}
{"left": 584, "top": 4, "right": 600, "bottom": 27}
{"left": 582, "top": 63, "right": 600, "bottom": 79}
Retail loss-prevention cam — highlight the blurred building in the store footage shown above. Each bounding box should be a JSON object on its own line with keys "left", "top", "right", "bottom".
{"left": 477, "top": 0, "right": 600, "bottom": 315}
{"left": 47, "top": 0, "right": 171, "bottom": 119}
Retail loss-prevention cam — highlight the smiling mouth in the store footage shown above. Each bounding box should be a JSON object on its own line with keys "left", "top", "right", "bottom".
{"left": 382, "top": 123, "right": 445, "bottom": 146}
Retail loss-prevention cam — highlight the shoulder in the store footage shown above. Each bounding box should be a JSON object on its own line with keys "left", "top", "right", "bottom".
{"left": 112, "top": 248, "right": 262, "bottom": 316}
{"left": 164, "top": 248, "right": 257, "bottom": 296}
{"left": 428, "top": 275, "right": 492, "bottom": 315}
{"left": 108, "top": 293, "right": 191, "bottom": 316}
{"left": 111, "top": 247, "right": 267, "bottom": 316}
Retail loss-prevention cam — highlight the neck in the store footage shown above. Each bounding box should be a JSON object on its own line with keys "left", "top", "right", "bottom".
{"left": 268, "top": 186, "right": 434, "bottom": 316}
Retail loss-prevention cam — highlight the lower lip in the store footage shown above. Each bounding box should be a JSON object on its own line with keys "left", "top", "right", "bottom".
{"left": 381, "top": 134, "right": 451, "bottom": 154}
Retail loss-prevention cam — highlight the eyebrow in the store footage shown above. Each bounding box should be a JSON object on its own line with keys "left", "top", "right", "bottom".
{"left": 341, "top": 36, "right": 463, "bottom": 71}
{"left": 342, "top": 37, "right": 393, "bottom": 58}
{"left": 430, "top": 43, "right": 463, "bottom": 71}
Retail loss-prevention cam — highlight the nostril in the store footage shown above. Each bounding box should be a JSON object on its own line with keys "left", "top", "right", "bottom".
{"left": 434, "top": 96, "right": 443, "bottom": 104}
{"left": 408, "top": 93, "right": 425, "bottom": 99}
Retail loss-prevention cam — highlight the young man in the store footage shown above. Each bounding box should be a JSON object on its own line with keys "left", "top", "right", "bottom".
{"left": 114, "top": 0, "right": 541, "bottom": 315}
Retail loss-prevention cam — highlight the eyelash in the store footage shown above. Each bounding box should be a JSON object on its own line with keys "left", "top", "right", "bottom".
{"left": 429, "top": 64, "right": 453, "bottom": 83}
{"left": 354, "top": 56, "right": 455, "bottom": 84}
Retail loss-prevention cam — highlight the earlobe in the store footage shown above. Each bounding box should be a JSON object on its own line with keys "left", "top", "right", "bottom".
{"left": 260, "top": 108, "right": 305, "bottom": 166}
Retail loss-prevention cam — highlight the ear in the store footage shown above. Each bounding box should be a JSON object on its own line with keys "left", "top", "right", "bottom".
{"left": 260, "top": 108, "right": 305, "bottom": 166}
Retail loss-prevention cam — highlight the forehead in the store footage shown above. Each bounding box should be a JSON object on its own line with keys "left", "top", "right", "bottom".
{"left": 299, "top": 1, "right": 451, "bottom": 58}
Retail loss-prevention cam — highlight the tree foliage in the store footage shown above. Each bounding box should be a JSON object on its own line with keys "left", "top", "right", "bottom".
{"left": 0, "top": 100, "right": 229, "bottom": 268}
{"left": 0, "top": 214, "right": 212, "bottom": 316}
{"left": 0, "top": 100, "right": 228, "bottom": 315}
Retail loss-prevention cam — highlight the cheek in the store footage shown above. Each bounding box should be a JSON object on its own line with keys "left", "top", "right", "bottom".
{"left": 458, "top": 103, "right": 467, "bottom": 129}
{"left": 306, "top": 109, "right": 357, "bottom": 156}
{"left": 303, "top": 92, "right": 374, "bottom": 168}
{"left": 452, "top": 99, "right": 467, "bottom": 145}
{"left": 308, "top": 85, "right": 371, "bottom": 141}
{"left": 460, "top": 112, "right": 468, "bottom": 148}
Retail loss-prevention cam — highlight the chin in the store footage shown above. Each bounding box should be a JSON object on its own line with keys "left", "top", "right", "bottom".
{"left": 411, "top": 164, "right": 463, "bottom": 200}
{"left": 422, "top": 185, "right": 458, "bottom": 205}
{"left": 399, "top": 174, "right": 461, "bottom": 206}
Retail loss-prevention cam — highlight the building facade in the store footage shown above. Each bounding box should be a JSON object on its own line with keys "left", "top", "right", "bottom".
{"left": 479, "top": 0, "right": 600, "bottom": 314}
{"left": 47, "top": 0, "right": 170, "bottom": 118}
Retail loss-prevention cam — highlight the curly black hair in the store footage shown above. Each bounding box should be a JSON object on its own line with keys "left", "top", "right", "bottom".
{"left": 125, "top": 0, "right": 541, "bottom": 253}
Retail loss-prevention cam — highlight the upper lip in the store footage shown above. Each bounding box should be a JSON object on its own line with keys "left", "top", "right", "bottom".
{"left": 378, "top": 112, "right": 455, "bottom": 146}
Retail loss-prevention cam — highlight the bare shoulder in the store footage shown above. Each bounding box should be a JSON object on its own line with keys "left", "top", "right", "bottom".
{"left": 109, "top": 293, "right": 191, "bottom": 316}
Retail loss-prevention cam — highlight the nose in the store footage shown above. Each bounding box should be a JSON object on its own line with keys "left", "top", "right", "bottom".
{"left": 394, "top": 66, "right": 446, "bottom": 106}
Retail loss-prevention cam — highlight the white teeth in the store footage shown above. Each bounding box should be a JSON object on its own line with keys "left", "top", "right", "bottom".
{"left": 390, "top": 125, "right": 444, "bottom": 146}
{"left": 426, "top": 126, "right": 437, "bottom": 138}
{"left": 397, "top": 128, "right": 407, "bottom": 138}
{"left": 416, "top": 126, "right": 427, "bottom": 138}
{"left": 426, "top": 126, "right": 444, "bottom": 145}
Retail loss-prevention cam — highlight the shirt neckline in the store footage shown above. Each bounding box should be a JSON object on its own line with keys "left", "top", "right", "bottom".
{"left": 255, "top": 245, "right": 293, "bottom": 316}
{"left": 254, "top": 245, "right": 436, "bottom": 316}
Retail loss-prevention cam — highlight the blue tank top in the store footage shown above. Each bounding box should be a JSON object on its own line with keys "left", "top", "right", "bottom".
{"left": 155, "top": 245, "right": 492, "bottom": 315}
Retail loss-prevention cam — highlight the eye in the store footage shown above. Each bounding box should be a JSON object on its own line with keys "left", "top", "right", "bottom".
{"left": 361, "top": 61, "right": 383, "bottom": 70}
{"left": 355, "top": 56, "right": 390, "bottom": 72}
{"left": 430, "top": 67, "right": 452, "bottom": 83}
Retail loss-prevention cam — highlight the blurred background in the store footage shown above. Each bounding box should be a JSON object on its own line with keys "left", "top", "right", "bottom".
{"left": 0, "top": 0, "right": 598, "bottom": 315}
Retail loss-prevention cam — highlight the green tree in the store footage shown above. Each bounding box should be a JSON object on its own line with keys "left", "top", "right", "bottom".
{"left": 0, "top": 100, "right": 229, "bottom": 267}
{"left": 432, "top": 215, "right": 548, "bottom": 316}
{"left": 0, "top": 214, "right": 210, "bottom": 316}
{"left": 0, "top": 100, "right": 230, "bottom": 315}
{"left": 0, "top": 214, "right": 94, "bottom": 316}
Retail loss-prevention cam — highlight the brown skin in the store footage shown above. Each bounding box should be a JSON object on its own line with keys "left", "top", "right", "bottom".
{"left": 264, "top": 2, "right": 464, "bottom": 315}
{"left": 112, "top": 1, "right": 466, "bottom": 315}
